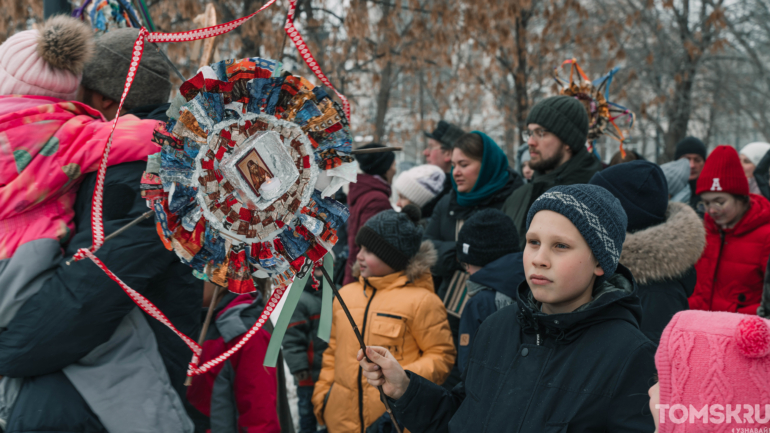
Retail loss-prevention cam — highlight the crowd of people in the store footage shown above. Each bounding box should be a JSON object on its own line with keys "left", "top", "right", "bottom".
{"left": 1, "top": 14, "right": 770, "bottom": 433}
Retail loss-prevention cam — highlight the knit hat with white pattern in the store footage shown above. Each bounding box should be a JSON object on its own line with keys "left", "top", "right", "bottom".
{"left": 526, "top": 184, "right": 628, "bottom": 286}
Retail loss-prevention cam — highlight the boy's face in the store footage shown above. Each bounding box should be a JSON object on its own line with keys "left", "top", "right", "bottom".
{"left": 357, "top": 246, "right": 396, "bottom": 278}
{"left": 523, "top": 210, "right": 604, "bottom": 315}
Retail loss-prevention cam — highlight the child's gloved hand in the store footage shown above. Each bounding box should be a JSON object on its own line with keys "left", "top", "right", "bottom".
{"left": 357, "top": 346, "right": 410, "bottom": 400}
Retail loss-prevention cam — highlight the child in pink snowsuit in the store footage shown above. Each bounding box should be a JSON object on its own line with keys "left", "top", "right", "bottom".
{"left": 0, "top": 16, "right": 161, "bottom": 261}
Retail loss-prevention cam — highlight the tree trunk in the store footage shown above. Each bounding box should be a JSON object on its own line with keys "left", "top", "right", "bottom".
{"left": 512, "top": 8, "right": 532, "bottom": 165}
{"left": 663, "top": 62, "right": 698, "bottom": 160}
{"left": 373, "top": 60, "right": 396, "bottom": 144}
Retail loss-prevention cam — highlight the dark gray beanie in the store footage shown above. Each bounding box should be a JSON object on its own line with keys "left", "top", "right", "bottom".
{"left": 80, "top": 28, "right": 172, "bottom": 109}
{"left": 457, "top": 209, "right": 520, "bottom": 267}
{"left": 424, "top": 120, "right": 466, "bottom": 150}
{"left": 355, "top": 143, "right": 395, "bottom": 176}
{"left": 355, "top": 205, "right": 422, "bottom": 271}
{"left": 526, "top": 184, "right": 627, "bottom": 286}
{"left": 526, "top": 96, "right": 589, "bottom": 153}
{"left": 674, "top": 136, "right": 707, "bottom": 160}
{"left": 589, "top": 161, "right": 668, "bottom": 233}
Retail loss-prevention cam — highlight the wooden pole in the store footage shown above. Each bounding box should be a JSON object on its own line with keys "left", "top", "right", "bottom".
{"left": 316, "top": 264, "right": 402, "bottom": 433}
{"left": 65, "top": 210, "right": 154, "bottom": 266}
{"left": 185, "top": 284, "right": 223, "bottom": 386}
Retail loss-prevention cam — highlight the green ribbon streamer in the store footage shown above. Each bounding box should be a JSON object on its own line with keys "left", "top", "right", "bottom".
{"left": 135, "top": 0, "right": 156, "bottom": 32}
{"left": 317, "top": 254, "right": 334, "bottom": 342}
{"left": 263, "top": 269, "right": 312, "bottom": 367}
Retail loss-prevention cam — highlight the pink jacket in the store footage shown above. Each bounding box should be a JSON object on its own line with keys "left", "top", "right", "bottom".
{"left": 0, "top": 95, "right": 161, "bottom": 259}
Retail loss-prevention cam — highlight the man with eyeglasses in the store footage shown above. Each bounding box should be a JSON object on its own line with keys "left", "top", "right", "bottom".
{"left": 421, "top": 120, "right": 466, "bottom": 218}
{"left": 502, "top": 96, "right": 603, "bottom": 247}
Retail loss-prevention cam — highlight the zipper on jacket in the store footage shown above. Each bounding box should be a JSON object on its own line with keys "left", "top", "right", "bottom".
{"left": 709, "top": 231, "right": 726, "bottom": 310}
{"left": 376, "top": 312, "right": 403, "bottom": 320}
{"left": 358, "top": 281, "right": 377, "bottom": 433}
{"left": 536, "top": 333, "right": 541, "bottom": 346}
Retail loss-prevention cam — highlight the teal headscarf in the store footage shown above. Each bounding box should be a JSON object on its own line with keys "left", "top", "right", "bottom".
{"left": 451, "top": 131, "right": 510, "bottom": 207}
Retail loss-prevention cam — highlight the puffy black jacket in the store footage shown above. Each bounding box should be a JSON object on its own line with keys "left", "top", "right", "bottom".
{"left": 0, "top": 104, "right": 206, "bottom": 433}
{"left": 391, "top": 265, "right": 657, "bottom": 433}
{"left": 457, "top": 252, "right": 524, "bottom": 372}
{"left": 618, "top": 202, "right": 704, "bottom": 344}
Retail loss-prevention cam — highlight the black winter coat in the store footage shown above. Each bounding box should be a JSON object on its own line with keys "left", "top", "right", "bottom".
{"left": 754, "top": 148, "right": 770, "bottom": 201}
{"left": 457, "top": 252, "right": 524, "bottom": 372}
{"left": 617, "top": 202, "right": 704, "bottom": 344}
{"left": 0, "top": 104, "right": 206, "bottom": 433}
{"left": 391, "top": 265, "right": 657, "bottom": 433}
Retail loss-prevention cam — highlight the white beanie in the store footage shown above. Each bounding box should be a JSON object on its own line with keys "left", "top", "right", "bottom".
{"left": 394, "top": 164, "right": 446, "bottom": 207}
{"left": 0, "top": 16, "right": 94, "bottom": 100}
{"left": 740, "top": 142, "right": 770, "bottom": 167}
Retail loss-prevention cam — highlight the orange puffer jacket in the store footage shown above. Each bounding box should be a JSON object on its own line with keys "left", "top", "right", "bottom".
{"left": 312, "top": 241, "right": 456, "bottom": 433}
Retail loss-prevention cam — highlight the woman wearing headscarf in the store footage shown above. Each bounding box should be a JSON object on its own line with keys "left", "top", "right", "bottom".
{"left": 423, "top": 131, "right": 522, "bottom": 388}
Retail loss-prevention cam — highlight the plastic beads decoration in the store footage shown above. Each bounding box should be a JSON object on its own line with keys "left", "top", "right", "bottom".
{"left": 141, "top": 57, "right": 352, "bottom": 294}
{"left": 553, "top": 59, "right": 635, "bottom": 157}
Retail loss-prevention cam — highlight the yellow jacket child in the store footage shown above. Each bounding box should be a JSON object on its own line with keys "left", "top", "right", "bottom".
{"left": 312, "top": 205, "right": 456, "bottom": 432}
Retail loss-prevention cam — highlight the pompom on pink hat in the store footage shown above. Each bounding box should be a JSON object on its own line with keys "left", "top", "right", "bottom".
{"left": 0, "top": 15, "right": 94, "bottom": 100}
{"left": 656, "top": 310, "right": 770, "bottom": 432}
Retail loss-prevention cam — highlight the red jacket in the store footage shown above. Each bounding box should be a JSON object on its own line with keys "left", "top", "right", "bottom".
{"left": 690, "top": 194, "right": 770, "bottom": 314}
{"left": 187, "top": 294, "right": 280, "bottom": 433}
{"left": 343, "top": 173, "right": 393, "bottom": 285}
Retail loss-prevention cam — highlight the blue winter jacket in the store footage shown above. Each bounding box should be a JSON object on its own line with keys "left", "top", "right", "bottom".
{"left": 457, "top": 252, "right": 525, "bottom": 372}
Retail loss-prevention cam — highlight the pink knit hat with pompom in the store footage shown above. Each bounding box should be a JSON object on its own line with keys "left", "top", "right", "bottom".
{"left": 0, "top": 15, "right": 94, "bottom": 100}
{"left": 656, "top": 310, "right": 770, "bottom": 432}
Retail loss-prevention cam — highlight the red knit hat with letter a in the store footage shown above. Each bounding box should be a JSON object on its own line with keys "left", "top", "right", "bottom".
{"left": 695, "top": 145, "right": 749, "bottom": 195}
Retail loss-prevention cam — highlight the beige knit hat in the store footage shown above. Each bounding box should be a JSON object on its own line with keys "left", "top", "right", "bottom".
{"left": 394, "top": 164, "right": 446, "bottom": 207}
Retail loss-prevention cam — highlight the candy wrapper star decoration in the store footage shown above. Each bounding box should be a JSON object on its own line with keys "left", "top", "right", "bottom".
{"left": 73, "top": 0, "right": 144, "bottom": 33}
{"left": 141, "top": 57, "right": 353, "bottom": 294}
{"left": 554, "top": 59, "right": 635, "bottom": 157}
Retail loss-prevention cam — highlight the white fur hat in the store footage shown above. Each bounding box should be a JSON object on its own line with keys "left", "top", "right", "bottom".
{"left": 394, "top": 164, "right": 446, "bottom": 207}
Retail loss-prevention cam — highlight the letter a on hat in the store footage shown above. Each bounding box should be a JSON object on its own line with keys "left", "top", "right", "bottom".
{"left": 710, "top": 178, "right": 723, "bottom": 191}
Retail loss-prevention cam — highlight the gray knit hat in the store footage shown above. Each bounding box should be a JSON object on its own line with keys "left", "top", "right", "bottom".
{"left": 355, "top": 205, "right": 423, "bottom": 271}
{"left": 80, "top": 28, "right": 172, "bottom": 109}
{"left": 526, "top": 96, "right": 589, "bottom": 153}
{"left": 660, "top": 158, "right": 691, "bottom": 203}
{"left": 526, "top": 184, "right": 627, "bottom": 285}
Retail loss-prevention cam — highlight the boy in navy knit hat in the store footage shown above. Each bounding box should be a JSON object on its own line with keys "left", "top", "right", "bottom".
{"left": 357, "top": 184, "right": 656, "bottom": 433}
{"left": 455, "top": 208, "right": 524, "bottom": 372}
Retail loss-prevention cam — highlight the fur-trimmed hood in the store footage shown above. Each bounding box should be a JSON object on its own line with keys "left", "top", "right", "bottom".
{"left": 352, "top": 240, "right": 437, "bottom": 285}
{"left": 619, "top": 202, "right": 705, "bottom": 285}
